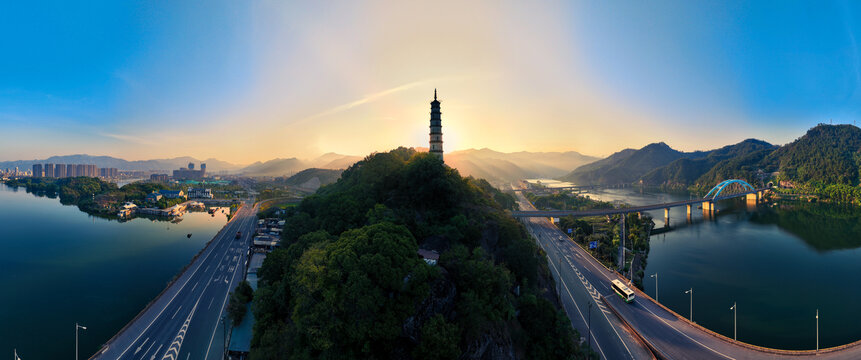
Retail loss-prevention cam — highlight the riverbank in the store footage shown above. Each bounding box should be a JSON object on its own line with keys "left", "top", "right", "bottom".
{"left": 523, "top": 191, "right": 655, "bottom": 289}
{"left": 0, "top": 185, "right": 228, "bottom": 359}
{"left": 4, "top": 177, "right": 242, "bottom": 221}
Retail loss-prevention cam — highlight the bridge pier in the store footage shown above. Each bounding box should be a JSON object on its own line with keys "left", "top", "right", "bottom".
{"left": 702, "top": 201, "right": 715, "bottom": 218}
{"left": 686, "top": 204, "right": 692, "bottom": 223}
{"left": 664, "top": 208, "right": 670, "bottom": 226}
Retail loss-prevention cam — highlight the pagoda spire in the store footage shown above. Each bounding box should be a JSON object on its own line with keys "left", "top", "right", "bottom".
{"left": 434, "top": 88, "right": 437, "bottom": 101}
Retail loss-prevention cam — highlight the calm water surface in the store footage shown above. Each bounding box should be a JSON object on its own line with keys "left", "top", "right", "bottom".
{"left": 584, "top": 187, "right": 861, "bottom": 350}
{"left": 0, "top": 184, "right": 227, "bottom": 359}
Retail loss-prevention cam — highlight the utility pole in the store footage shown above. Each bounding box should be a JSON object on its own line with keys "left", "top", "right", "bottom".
{"left": 75, "top": 323, "right": 87, "bottom": 360}
{"left": 222, "top": 315, "right": 228, "bottom": 360}
{"left": 730, "top": 302, "right": 737, "bottom": 341}
{"left": 650, "top": 273, "right": 658, "bottom": 302}
{"left": 588, "top": 302, "right": 592, "bottom": 349}
{"left": 685, "top": 288, "right": 693, "bottom": 322}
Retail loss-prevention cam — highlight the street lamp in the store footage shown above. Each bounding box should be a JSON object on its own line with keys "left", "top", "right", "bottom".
{"left": 730, "top": 302, "right": 737, "bottom": 341}
{"left": 816, "top": 309, "right": 819, "bottom": 352}
{"left": 650, "top": 273, "right": 658, "bottom": 302}
{"left": 588, "top": 302, "right": 593, "bottom": 350}
{"left": 76, "top": 323, "right": 87, "bottom": 360}
{"left": 685, "top": 288, "right": 693, "bottom": 322}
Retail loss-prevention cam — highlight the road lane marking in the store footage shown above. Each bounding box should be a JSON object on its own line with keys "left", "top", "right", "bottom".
{"left": 171, "top": 306, "right": 182, "bottom": 320}
{"left": 150, "top": 344, "right": 162, "bottom": 360}
{"left": 544, "top": 254, "right": 610, "bottom": 360}
{"left": 161, "top": 298, "right": 200, "bottom": 360}
{"left": 191, "top": 281, "right": 199, "bottom": 292}
{"left": 134, "top": 337, "right": 149, "bottom": 355}
{"left": 115, "top": 208, "right": 251, "bottom": 359}
{"left": 208, "top": 297, "right": 214, "bottom": 310}
{"left": 637, "top": 300, "right": 735, "bottom": 360}
{"left": 542, "top": 228, "right": 636, "bottom": 359}
{"left": 203, "top": 235, "right": 248, "bottom": 360}
{"left": 524, "top": 195, "right": 730, "bottom": 360}
{"left": 140, "top": 338, "right": 155, "bottom": 359}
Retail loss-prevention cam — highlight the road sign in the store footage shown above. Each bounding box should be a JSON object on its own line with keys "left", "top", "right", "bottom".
{"left": 589, "top": 241, "right": 597, "bottom": 249}
{"left": 567, "top": 228, "right": 573, "bottom": 234}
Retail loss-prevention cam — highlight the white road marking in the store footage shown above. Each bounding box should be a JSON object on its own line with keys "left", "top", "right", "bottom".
{"left": 171, "top": 306, "right": 182, "bottom": 320}
{"left": 161, "top": 298, "right": 200, "bottom": 360}
{"left": 149, "top": 344, "right": 162, "bottom": 360}
{"left": 638, "top": 301, "right": 735, "bottom": 359}
{"left": 115, "top": 206, "right": 250, "bottom": 359}
{"left": 140, "top": 339, "right": 155, "bottom": 359}
{"left": 134, "top": 337, "right": 149, "bottom": 355}
{"left": 208, "top": 297, "right": 214, "bottom": 310}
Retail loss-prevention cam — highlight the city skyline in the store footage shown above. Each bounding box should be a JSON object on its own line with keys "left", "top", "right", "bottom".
{"left": 2, "top": 1, "right": 860, "bottom": 163}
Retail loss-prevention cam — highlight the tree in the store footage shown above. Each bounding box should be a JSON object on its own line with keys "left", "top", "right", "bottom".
{"left": 228, "top": 281, "right": 254, "bottom": 324}
{"left": 414, "top": 315, "right": 460, "bottom": 360}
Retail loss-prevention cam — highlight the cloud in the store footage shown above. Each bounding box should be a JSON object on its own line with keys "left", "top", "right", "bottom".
{"left": 99, "top": 132, "right": 160, "bottom": 146}
{"left": 289, "top": 75, "right": 479, "bottom": 127}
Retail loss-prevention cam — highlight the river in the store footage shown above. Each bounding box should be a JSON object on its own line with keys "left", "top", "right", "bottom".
{"left": 582, "top": 187, "right": 861, "bottom": 350}
{"left": 0, "top": 184, "right": 228, "bottom": 359}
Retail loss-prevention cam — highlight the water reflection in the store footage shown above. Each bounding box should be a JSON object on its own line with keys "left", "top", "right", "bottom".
{"left": 751, "top": 201, "right": 861, "bottom": 252}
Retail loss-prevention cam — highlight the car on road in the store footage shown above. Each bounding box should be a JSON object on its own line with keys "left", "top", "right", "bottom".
{"left": 236, "top": 231, "right": 242, "bottom": 239}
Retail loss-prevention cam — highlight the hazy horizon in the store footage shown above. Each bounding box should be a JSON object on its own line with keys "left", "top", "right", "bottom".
{"left": 2, "top": 1, "right": 859, "bottom": 162}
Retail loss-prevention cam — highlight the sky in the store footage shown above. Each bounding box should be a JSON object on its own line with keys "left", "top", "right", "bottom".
{"left": 1, "top": 1, "right": 859, "bottom": 163}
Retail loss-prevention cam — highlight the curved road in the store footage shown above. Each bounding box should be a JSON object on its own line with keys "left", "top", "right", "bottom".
{"left": 91, "top": 202, "right": 259, "bottom": 360}
{"left": 517, "top": 193, "right": 861, "bottom": 359}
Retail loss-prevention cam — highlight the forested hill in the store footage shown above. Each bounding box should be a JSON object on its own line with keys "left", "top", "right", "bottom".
{"left": 561, "top": 142, "right": 692, "bottom": 185}
{"left": 639, "top": 139, "right": 776, "bottom": 188}
{"left": 560, "top": 124, "right": 861, "bottom": 199}
{"left": 764, "top": 124, "right": 861, "bottom": 185}
{"left": 251, "top": 147, "right": 587, "bottom": 359}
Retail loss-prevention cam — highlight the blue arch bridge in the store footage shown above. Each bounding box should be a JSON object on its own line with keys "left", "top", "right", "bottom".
{"left": 511, "top": 179, "right": 769, "bottom": 269}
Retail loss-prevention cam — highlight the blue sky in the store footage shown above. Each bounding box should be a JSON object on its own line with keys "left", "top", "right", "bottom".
{"left": 1, "top": 1, "right": 859, "bottom": 163}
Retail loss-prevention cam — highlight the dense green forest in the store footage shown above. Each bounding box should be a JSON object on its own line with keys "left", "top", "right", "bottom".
{"left": 563, "top": 124, "right": 861, "bottom": 204}
{"left": 250, "top": 148, "right": 591, "bottom": 359}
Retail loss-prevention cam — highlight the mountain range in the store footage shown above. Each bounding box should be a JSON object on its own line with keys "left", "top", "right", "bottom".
{"left": 563, "top": 124, "right": 861, "bottom": 190}
{"left": 0, "top": 153, "right": 363, "bottom": 175}
{"left": 238, "top": 153, "right": 362, "bottom": 177}
{"left": 445, "top": 148, "right": 598, "bottom": 185}
{"left": 0, "top": 155, "right": 246, "bottom": 173}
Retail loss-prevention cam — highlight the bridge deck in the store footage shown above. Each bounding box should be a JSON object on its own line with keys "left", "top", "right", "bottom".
{"left": 511, "top": 188, "right": 767, "bottom": 217}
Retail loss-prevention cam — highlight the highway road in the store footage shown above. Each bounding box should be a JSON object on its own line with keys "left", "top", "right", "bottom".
{"left": 91, "top": 202, "right": 259, "bottom": 360}
{"left": 515, "top": 193, "right": 654, "bottom": 360}
{"left": 517, "top": 192, "right": 861, "bottom": 359}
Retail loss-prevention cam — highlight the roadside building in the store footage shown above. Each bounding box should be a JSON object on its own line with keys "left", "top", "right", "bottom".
{"left": 418, "top": 249, "right": 440, "bottom": 266}
{"left": 173, "top": 163, "right": 206, "bottom": 181}
{"left": 188, "top": 188, "right": 214, "bottom": 199}
{"left": 227, "top": 252, "right": 266, "bottom": 360}
{"left": 32, "top": 164, "right": 42, "bottom": 178}
{"left": 158, "top": 190, "right": 187, "bottom": 199}
{"left": 117, "top": 202, "right": 137, "bottom": 218}
{"left": 146, "top": 193, "right": 163, "bottom": 203}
